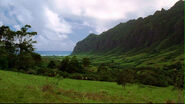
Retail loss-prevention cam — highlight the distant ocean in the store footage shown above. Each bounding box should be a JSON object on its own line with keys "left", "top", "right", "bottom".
{"left": 35, "top": 51, "right": 72, "bottom": 56}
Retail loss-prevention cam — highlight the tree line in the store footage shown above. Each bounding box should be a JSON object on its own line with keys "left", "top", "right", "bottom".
{"left": 43, "top": 56, "right": 184, "bottom": 91}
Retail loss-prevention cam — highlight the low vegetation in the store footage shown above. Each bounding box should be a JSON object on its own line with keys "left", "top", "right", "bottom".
{"left": 0, "top": 70, "right": 183, "bottom": 103}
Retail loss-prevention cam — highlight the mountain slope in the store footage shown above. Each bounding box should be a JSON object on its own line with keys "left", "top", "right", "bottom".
{"left": 72, "top": 0, "right": 184, "bottom": 55}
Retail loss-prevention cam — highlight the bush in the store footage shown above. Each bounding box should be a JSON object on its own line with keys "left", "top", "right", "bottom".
{"left": 44, "top": 68, "right": 58, "bottom": 77}
{"left": 16, "top": 53, "right": 35, "bottom": 70}
{"left": 37, "top": 67, "right": 46, "bottom": 75}
{"left": 116, "top": 69, "right": 135, "bottom": 88}
{"left": 136, "top": 70, "right": 168, "bottom": 87}
{"left": 82, "top": 57, "right": 91, "bottom": 67}
{"left": 26, "top": 69, "right": 37, "bottom": 74}
{"left": 68, "top": 56, "right": 83, "bottom": 73}
{"left": 0, "top": 53, "right": 8, "bottom": 69}
{"left": 47, "top": 61, "right": 56, "bottom": 69}
{"left": 83, "top": 73, "right": 99, "bottom": 80}
{"left": 31, "top": 52, "right": 42, "bottom": 66}
{"left": 97, "top": 63, "right": 108, "bottom": 73}
{"left": 173, "top": 68, "right": 184, "bottom": 90}
{"left": 59, "top": 56, "right": 70, "bottom": 72}
{"left": 69, "top": 73, "right": 83, "bottom": 80}
{"left": 58, "top": 71, "right": 69, "bottom": 78}
{"left": 59, "top": 56, "right": 84, "bottom": 73}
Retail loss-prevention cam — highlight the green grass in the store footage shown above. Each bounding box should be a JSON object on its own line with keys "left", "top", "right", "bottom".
{"left": 69, "top": 45, "right": 184, "bottom": 69}
{"left": 0, "top": 70, "right": 183, "bottom": 103}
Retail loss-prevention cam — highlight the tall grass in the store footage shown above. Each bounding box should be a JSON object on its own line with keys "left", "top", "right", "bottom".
{"left": 0, "top": 70, "right": 182, "bottom": 103}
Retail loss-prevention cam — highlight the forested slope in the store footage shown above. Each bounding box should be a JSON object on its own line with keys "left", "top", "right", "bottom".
{"left": 72, "top": 0, "right": 184, "bottom": 55}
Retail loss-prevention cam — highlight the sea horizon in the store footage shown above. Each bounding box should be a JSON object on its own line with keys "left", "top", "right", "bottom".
{"left": 35, "top": 51, "right": 72, "bottom": 56}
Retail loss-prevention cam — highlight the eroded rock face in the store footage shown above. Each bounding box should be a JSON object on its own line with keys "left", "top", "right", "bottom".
{"left": 72, "top": 0, "right": 184, "bottom": 55}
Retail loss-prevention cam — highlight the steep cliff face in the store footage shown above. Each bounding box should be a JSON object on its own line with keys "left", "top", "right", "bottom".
{"left": 72, "top": 0, "right": 184, "bottom": 55}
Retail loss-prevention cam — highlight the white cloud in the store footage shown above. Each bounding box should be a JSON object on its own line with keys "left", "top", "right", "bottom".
{"left": 50, "top": 0, "right": 179, "bottom": 33}
{"left": 44, "top": 7, "right": 71, "bottom": 34}
{"left": 52, "top": 0, "right": 136, "bottom": 20}
{"left": 156, "top": 0, "right": 180, "bottom": 9}
{"left": 0, "top": 21, "right": 3, "bottom": 26}
{"left": 0, "top": 0, "right": 179, "bottom": 51}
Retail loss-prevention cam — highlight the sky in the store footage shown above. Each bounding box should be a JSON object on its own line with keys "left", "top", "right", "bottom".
{"left": 0, "top": 0, "right": 179, "bottom": 51}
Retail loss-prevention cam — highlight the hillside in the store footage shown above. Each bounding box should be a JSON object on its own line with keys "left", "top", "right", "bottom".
{"left": 0, "top": 70, "right": 183, "bottom": 103}
{"left": 72, "top": 0, "right": 184, "bottom": 55}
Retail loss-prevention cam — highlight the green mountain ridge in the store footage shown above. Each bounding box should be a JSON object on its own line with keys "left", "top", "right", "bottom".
{"left": 72, "top": 0, "right": 184, "bottom": 55}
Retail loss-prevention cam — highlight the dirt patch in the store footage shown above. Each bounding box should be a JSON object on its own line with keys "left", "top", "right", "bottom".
{"left": 166, "top": 100, "right": 175, "bottom": 104}
{"left": 56, "top": 88, "right": 123, "bottom": 102}
{"left": 26, "top": 85, "right": 36, "bottom": 90}
{"left": 40, "top": 85, "right": 124, "bottom": 102}
{"left": 42, "top": 84, "right": 54, "bottom": 93}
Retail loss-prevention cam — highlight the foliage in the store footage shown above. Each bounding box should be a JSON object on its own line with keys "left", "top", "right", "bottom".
{"left": 97, "top": 63, "right": 108, "bottom": 73}
{"left": 136, "top": 69, "right": 168, "bottom": 87}
{"left": 0, "top": 25, "right": 41, "bottom": 70}
{"left": 82, "top": 57, "right": 91, "bottom": 67}
{"left": 59, "top": 56, "right": 83, "bottom": 73}
{"left": 47, "top": 61, "right": 56, "bottom": 69}
{"left": 116, "top": 69, "right": 135, "bottom": 88}
{"left": 68, "top": 56, "right": 83, "bottom": 73}
{"left": 59, "top": 56, "right": 70, "bottom": 72}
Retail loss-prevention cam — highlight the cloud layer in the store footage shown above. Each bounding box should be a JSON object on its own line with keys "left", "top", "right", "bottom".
{"left": 0, "top": 0, "right": 178, "bottom": 51}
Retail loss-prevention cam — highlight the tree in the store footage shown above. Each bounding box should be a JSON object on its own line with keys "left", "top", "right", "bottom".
{"left": 59, "top": 56, "right": 70, "bottom": 72}
{"left": 59, "top": 56, "right": 84, "bottom": 73}
{"left": 116, "top": 69, "right": 135, "bottom": 89}
{"left": 31, "top": 52, "right": 42, "bottom": 66}
{"left": 97, "top": 63, "right": 107, "bottom": 73}
{"left": 0, "top": 25, "right": 40, "bottom": 70}
{"left": 48, "top": 61, "right": 56, "bottom": 69}
{"left": 0, "top": 26, "right": 16, "bottom": 54}
{"left": 97, "top": 63, "right": 111, "bottom": 81}
{"left": 15, "top": 25, "right": 37, "bottom": 55}
{"left": 15, "top": 25, "right": 39, "bottom": 70}
{"left": 172, "top": 62, "right": 184, "bottom": 102}
{"left": 68, "top": 56, "right": 82, "bottom": 73}
{"left": 82, "top": 57, "right": 91, "bottom": 67}
{"left": 0, "top": 26, "right": 16, "bottom": 69}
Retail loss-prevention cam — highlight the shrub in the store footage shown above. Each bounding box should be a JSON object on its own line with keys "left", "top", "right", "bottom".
{"left": 31, "top": 52, "right": 42, "bottom": 66}
{"left": 37, "top": 67, "right": 46, "bottom": 75}
{"left": 59, "top": 56, "right": 70, "bottom": 72}
{"left": 68, "top": 56, "right": 83, "bottom": 73}
{"left": 44, "top": 68, "right": 58, "bottom": 77}
{"left": 47, "top": 61, "right": 56, "bottom": 69}
{"left": 16, "top": 53, "right": 35, "bottom": 70}
{"left": 82, "top": 57, "right": 91, "bottom": 67}
{"left": 173, "top": 68, "right": 184, "bottom": 90}
{"left": 59, "top": 56, "right": 84, "bottom": 73}
{"left": 58, "top": 71, "right": 69, "bottom": 78}
{"left": 69, "top": 73, "right": 83, "bottom": 80}
{"left": 136, "top": 70, "right": 168, "bottom": 87}
{"left": 116, "top": 69, "right": 135, "bottom": 88}
{"left": 83, "top": 73, "right": 99, "bottom": 80}
{"left": 97, "top": 63, "right": 108, "bottom": 73}
{"left": 26, "top": 69, "right": 37, "bottom": 75}
{"left": 0, "top": 53, "right": 8, "bottom": 69}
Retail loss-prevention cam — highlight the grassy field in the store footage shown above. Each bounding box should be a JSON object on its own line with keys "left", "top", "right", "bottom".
{"left": 0, "top": 70, "right": 183, "bottom": 103}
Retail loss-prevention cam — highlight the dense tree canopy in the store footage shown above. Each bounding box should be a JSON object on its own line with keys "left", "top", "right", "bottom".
{"left": 0, "top": 25, "right": 41, "bottom": 70}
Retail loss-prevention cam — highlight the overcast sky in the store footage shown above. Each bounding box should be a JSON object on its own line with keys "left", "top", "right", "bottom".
{"left": 0, "top": 0, "right": 179, "bottom": 51}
